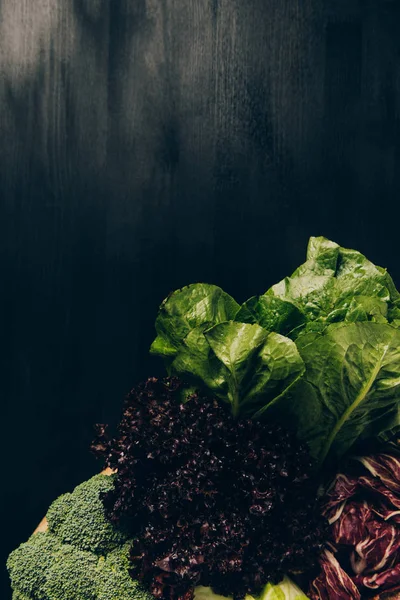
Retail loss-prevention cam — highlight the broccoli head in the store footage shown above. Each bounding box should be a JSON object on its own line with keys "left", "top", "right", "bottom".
{"left": 97, "top": 542, "right": 147, "bottom": 600}
{"left": 7, "top": 532, "right": 62, "bottom": 599}
{"left": 46, "top": 473, "right": 128, "bottom": 553}
{"left": 12, "top": 592, "right": 31, "bottom": 600}
{"left": 7, "top": 474, "right": 153, "bottom": 600}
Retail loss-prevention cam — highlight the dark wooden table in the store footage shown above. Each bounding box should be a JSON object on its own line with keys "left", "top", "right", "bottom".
{"left": 2, "top": 0, "right": 400, "bottom": 596}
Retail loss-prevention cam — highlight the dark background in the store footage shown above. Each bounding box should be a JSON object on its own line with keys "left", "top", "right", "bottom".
{"left": 2, "top": 0, "right": 400, "bottom": 596}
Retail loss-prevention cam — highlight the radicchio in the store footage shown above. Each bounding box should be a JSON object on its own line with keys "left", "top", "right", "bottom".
{"left": 311, "top": 450, "right": 400, "bottom": 598}
{"left": 310, "top": 549, "right": 361, "bottom": 600}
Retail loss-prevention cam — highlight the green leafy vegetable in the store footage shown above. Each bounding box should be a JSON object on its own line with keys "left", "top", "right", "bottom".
{"left": 265, "top": 237, "right": 394, "bottom": 331}
{"left": 292, "top": 322, "right": 400, "bottom": 464}
{"left": 151, "top": 236, "right": 400, "bottom": 466}
{"left": 193, "top": 577, "right": 309, "bottom": 600}
{"left": 343, "top": 295, "right": 388, "bottom": 323}
{"left": 235, "top": 296, "right": 306, "bottom": 338}
{"left": 150, "top": 284, "right": 239, "bottom": 365}
{"left": 260, "top": 577, "right": 309, "bottom": 600}
{"left": 171, "top": 321, "right": 305, "bottom": 417}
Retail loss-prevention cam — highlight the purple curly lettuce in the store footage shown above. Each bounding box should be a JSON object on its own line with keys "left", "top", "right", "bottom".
{"left": 91, "top": 376, "right": 327, "bottom": 600}
{"left": 311, "top": 451, "right": 400, "bottom": 599}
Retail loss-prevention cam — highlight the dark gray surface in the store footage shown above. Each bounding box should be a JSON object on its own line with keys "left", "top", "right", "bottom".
{"left": 2, "top": 0, "right": 400, "bottom": 595}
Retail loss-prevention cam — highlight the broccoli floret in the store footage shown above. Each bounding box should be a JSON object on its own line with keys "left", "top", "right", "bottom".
{"left": 43, "top": 544, "right": 99, "bottom": 600}
{"left": 47, "top": 474, "right": 128, "bottom": 553}
{"left": 98, "top": 542, "right": 152, "bottom": 600}
{"left": 12, "top": 591, "right": 32, "bottom": 600}
{"left": 45, "top": 491, "right": 75, "bottom": 531}
{"left": 7, "top": 532, "right": 62, "bottom": 598}
{"left": 7, "top": 474, "right": 150, "bottom": 600}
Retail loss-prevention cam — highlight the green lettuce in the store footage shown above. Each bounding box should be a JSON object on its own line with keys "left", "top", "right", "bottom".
{"left": 235, "top": 296, "right": 306, "bottom": 338}
{"left": 194, "top": 577, "right": 309, "bottom": 600}
{"left": 150, "top": 283, "right": 240, "bottom": 365}
{"left": 171, "top": 321, "right": 304, "bottom": 417}
{"left": 150, "top": 237, "right": 400, "bottom": 466}
{"left": 265, "top": 236, "right": 394, "bottom": 333}
{"left": 288, "top": 322, "right": 400, "bottom": 464}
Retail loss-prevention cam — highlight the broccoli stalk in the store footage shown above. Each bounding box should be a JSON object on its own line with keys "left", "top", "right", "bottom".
{"left": 7, "top": 474, "right": 152, "bottom": 600}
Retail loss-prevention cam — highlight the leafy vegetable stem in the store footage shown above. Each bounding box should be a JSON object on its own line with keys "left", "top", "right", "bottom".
{"left": 319, "top": 343, "right": 390, "bottom": 465}
{"left": 227, "top": 343, "right": 241, "bottom": 417}
{"left": 251, "top": 376, "right": 303, "bottom": 420}
{"left": 231, "top": 389, "right": 240, "bottom": 417}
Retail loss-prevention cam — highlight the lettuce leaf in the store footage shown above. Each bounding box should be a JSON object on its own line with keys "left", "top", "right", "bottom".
{"left": 259, "top": 577, "right": 310, "bottom": 600}
{"left": 235, "top": 296, "right": 306, "bottom": 338}
{"left": 171, "top": 322, "right": 304, "bottom": 417}
{"left": 265, "top": 237, "right": 393, "bottom": 331}
{"left": 194, "top": 577, "right": 309, "bottom": 600}
{"left": 292, "top": 322, "right": 400, "bottom": 464}
{"left": 235, "top": 237, "right": 396, "bottom": 343}
{"left": 150, "top": 284, "right": 240, "bottom": 364}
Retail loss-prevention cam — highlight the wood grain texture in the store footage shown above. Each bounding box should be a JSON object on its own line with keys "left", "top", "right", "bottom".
{"left": 2, "top": 0, "right": 400, "bottom": 596}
